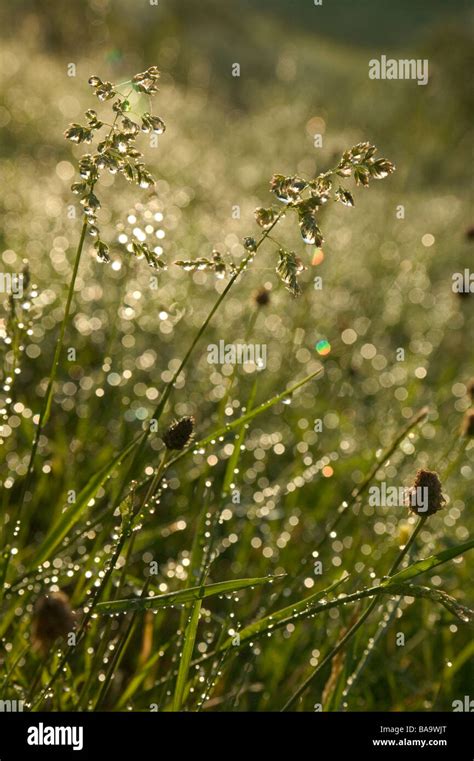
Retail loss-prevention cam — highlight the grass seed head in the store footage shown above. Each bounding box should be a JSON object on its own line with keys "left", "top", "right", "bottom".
{"left": 31, "top": 591, "right": 75, "bottom": 654}
{"left": 254, "top": 286, "right": 270, "bottom": 306}
{"left": 408, "top": 468, "right": 446, "bottom": 517}
{"left": 163, "top": 416, "right": 195, "bottom": 450}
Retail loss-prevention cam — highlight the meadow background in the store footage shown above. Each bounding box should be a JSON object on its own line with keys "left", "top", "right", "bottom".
{"left": 0, "top": 0, "right": 473, "bottom": 711}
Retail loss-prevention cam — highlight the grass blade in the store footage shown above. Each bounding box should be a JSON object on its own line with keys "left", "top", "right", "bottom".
{"left": 381, "top": 538, "right": 474, "bottom": 587}
{"left": 96, "top": 574, "right": 284, "bottom": 614}
{"left": 30, "top": 435, "right": 141, "bottom": 567}
{"left": 189, "top": 368, "right": 323, "bottom": 451}
{"left": 163, "top": 367, "right": 324, "bottom": 475}
{"left": 386, "top": 583, "right": 474, "bottom": 624}
{"left": 172, "top": 600, "right": 202, "bottom": 711}
{"left": 218, "top": 574, "right": 350, "bottom": 651}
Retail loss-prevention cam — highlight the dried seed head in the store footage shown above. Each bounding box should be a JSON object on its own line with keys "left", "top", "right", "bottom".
{"left": 163, "top": 416, "right": 195, "bottom": 450}
{"left": 407, "top": 469, "right": 446, "bottom": 517}
{"left": 461, "top": 409, "right": 474, "bottom": 438}
{"left": 254, "top": 287, "right": 270, "bottom": 307}
{"left": 465, "top": 225, "right": 474, "bottom": 241}
{"left": 466, "top": 379, "right": 474, "bottom": 402}
{"left": 32, "top": 591, "right": 75, "bottom": 654}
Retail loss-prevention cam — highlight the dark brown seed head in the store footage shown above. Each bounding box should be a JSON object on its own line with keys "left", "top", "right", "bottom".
{"left": 163, "top": 416, "right": 195, "bottom": 450}
{"left": 466, "top": 379, "right": 474, "bottom": 403}
{"left": 32, "top": 591, "right": 75, "bottom": 654}
{"left": 461, "top": 409, "right": 474, "bottom": 438}
{"left": 407, "top": 469, "right": 446, "bottom": 517}
{"left": 465, "top": 225, "right": 474, "bottom": 241}
{"left": 254, "top": 287, "right": 270, "bottom": 307}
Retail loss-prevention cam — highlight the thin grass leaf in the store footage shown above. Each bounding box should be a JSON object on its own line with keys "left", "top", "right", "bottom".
{"left": 386, "top": 583, "right": 474, "bottom": 624}
{"left": 222, "top": 377, "right": 258, "bottom": 496}
{"left": 174, "top": 381, "right": 262, "bottom": 708}
{"left": 381, "top": 538, "right": 474, "bottom": 587}
{"left": 30, "top": 435, "right": 141, "bottom": 567}
{"left": 218, "top": 574, "right": 350, "bottom": 651}
{"left": 167, "top": 367, "right": 324, "bottom": 468}
{"left": 116, "top": 649, "right": 164, "bottom": 709}
{"left": 96, "top": 575, "right": 284, "bottom": 614}
{"left": 203, "top": 579, "right": 471, "bottom": 661}
{"left": 172, "top": 599, "right": 202, "bottom": 711}
{"left": 444, "top": 639, "right": 474, "bottom": 678}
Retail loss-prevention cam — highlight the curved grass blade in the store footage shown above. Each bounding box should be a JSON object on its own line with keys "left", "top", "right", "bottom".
{"left": 191, "top": 368, "right": 323, "bottom": 450}
{"left": 381, "top": 538, "right": 474, "bottom": 587}
{"left": 96, "top": 574, "right": 284, "bottom": 614}
{"left": 209, "top": 579, "right": 471, "bottom": 658}
{"left": 386, "top": 583, "right": 474, "bottom": 624}
{"left": 218, "top": 574, "right": 350, "bottom": 651}
{"left": 165, "top": 367, "right": 324, "bottom": 472}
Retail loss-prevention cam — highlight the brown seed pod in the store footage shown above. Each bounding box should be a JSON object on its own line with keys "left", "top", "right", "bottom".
{"left": 32, "top": 591, "right": 76, "bottom": 654}
{"left": 254, "top": 287, "right": 270, "bottom": 307}
{"left": 162, "top": 416, "right": 195, "bottom": 450}
{"left": 407, "top": 469, "right": 446, "bottom": 517}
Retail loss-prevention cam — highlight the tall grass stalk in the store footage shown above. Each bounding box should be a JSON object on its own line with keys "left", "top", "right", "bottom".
{"left": 31, "top": 490, "right": 142, "bottom": 709}
{"left": 0, "top": 219, "right": 88, "bottom": 599}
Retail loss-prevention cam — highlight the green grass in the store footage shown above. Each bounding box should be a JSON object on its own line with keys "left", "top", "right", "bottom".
{"left": 0, "top": 3, "right": 473, "bottom": 712}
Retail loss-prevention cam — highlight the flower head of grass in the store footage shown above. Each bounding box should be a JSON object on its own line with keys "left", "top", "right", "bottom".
{"left": 407, "top": 468, "right": 446, "bottom": 517}
{"left": 31, "top": 591, "right": 75, "bottom": 654}
{"left": 254, "top": 286, "right": 271, "bottom": 306}
{"left": 163, "top": 416, "right": 195, "bottom": 451}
